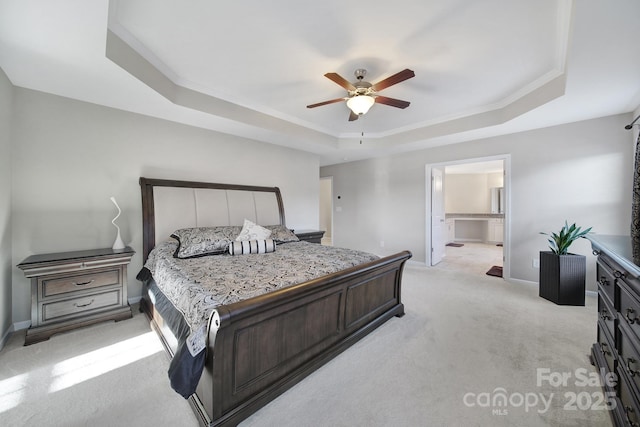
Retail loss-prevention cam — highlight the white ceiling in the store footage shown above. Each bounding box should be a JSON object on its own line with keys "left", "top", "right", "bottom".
{"left": 1, "top": 0, "right": 639, "bottom": 166}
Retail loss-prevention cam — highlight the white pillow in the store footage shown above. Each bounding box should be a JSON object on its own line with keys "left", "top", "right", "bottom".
{"left": 236, "top": 219, "right": 272, "bottom": 241}
{"left": 229, "top": 239, "right": 276, "bottom": 255}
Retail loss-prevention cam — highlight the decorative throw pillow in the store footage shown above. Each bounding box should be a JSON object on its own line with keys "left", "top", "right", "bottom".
{"left": 236, "top": 219, "right": 272, "bottom": 241}
{"left": 171, "top": 226, "right": 241, "bottom": 259}
{"left": 228, "top": 239, "right": 276, "bottom": 255}
{"left": 264, "top": 225, "right": 300, "bottom": 243}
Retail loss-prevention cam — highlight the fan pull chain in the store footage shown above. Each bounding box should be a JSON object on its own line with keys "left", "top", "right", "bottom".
{"left": 360, "top": 131, "right": 364, "bottom": 144}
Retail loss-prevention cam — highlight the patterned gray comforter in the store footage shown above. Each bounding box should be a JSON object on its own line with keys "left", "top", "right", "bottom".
{"left": 144, "top": 240, "right": 380, "bottom": 334}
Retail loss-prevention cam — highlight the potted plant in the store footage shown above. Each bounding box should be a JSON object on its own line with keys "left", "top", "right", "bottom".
{"left": 539, "top": 221, "right": 592, "bottom": 305}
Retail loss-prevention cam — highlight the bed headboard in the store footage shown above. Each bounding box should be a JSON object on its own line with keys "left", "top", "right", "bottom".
{"left": 140, "top": 177, "right": 286, "bottom": 261}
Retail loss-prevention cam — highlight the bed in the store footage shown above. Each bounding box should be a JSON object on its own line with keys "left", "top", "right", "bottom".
{"left": 137, "top": 177, "right": 412, "bottom": 426}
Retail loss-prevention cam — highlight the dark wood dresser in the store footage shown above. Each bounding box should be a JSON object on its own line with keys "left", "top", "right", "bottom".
{"left": 294, "top": 229, "right": 325, "bottom": 244}
{"left": 588, "top": 235, "right": 640, "bottom": 426}
{"left": 17, "top": 247, "right": 135, "bottom": 345}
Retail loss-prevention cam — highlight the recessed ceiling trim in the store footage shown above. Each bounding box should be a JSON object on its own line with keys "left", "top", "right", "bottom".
{"left": 105, "top": 29, "right": 338, "bottom": 149}
{"left": 340, "top": 1, "right": 574, "bottom": 141}
{"left": 107, "top": 0, "right": 571, "bottom": 153}
{"left": 337, "top": 72, "right": 567, "bottom": 150}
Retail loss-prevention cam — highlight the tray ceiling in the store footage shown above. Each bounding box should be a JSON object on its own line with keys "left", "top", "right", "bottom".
{"left": 1, "top": 0, "right": 639, "bottom": 165}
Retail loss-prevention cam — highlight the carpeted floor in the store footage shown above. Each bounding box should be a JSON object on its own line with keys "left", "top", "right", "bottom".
{"left": 0, "top": 264, "right": 610, "bottom": 427}
{"left": 0, "top": 306, "right": 198, "bottom": 427}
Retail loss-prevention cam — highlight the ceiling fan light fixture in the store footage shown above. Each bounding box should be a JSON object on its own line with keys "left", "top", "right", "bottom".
{"left": 346, "top": 95, "right": 375, "bottom": 115}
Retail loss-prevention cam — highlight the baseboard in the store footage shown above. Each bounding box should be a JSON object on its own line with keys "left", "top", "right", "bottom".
{"left": 506, "top": 277, "right": 597, "bottom": 299}
{"left": 1, "top": 298, "right": 142, "bottom": 350}
{"left": 128, "top": 295, "right": 142, "bottom": 305}
{"left": 13, "top": 319, "right": 31, "bottom": 331}
{"left": 505, "top": 277, "right": 538, "bottom": 287}
{"left": 1, "top": 319, "right": 31, "bottom": 350}
{"left": 0, "top": 325, "right": 12, "bottom": 351}
{"left": 7, "top": 298, "right": 141, "bottom": 338}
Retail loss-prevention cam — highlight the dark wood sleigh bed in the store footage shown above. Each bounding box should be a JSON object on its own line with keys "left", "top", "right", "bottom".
{"left": 138, "top": 177, "right": 412, "bottom": 426}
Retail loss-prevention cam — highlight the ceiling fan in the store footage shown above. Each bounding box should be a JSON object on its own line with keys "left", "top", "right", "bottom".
{"left": 307, "top": 68, "right": 415, "bottom": 121}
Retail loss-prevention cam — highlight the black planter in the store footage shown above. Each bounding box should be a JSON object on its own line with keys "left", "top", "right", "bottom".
{"left": 539, "top": 251, "right": 586, "bottom": 306}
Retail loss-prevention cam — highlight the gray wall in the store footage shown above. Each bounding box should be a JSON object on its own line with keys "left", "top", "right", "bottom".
{"left": 321, "top": 114, "right": 634, "bottom": 290}
{"left": 445, "top": 172, "right": 503, "bottom": 214}
{"left": 0, "top": 68, "right": 13, "bottom": 346}
{"left": 9, "top": 88, "right": 321, "bottom": 326}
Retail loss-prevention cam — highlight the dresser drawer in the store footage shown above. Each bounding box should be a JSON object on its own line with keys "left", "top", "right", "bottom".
{"left": 40, "top": 268, "right": 121, "bottom": 298}
{"left": 620, "top": 282, "right": 640, "bottom": 341}
{"left": 41, "top": 289, "right": 122, "bottom": 323}
{"left": 597, "top": 258, "right": 618, "bottom": 309}
{"left": 619, "top": 321, "right": 640, "bottom": 396}
{"left": 599, "top": 289, "right": 616, "bottom": 340}
{"left": 598, "top": 320, "right": 617, "bottom": 375}
{"left": 619, "top": 367, "right": 640, "bottom": 427}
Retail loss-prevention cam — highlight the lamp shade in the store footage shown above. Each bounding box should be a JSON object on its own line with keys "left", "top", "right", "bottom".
{"left": 346, "top": 95, "right": 375, "bottom": 115}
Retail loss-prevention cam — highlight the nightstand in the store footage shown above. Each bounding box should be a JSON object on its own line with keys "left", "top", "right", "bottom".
{"left": 17, "top": 247, "right": 135, "bottom": 345}
{"left": 294, "top": 230, "right": 325, "bottom": 244}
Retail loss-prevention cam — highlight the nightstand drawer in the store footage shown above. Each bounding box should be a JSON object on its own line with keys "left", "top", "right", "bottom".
{"left": 42, "top": 289, "right": 122, "bottom": 322}
{"left": 18, "top": 247, "right": 135, "bottom": 344}
{"left": 41, "top": 269, "right": 120, "bottom": 298}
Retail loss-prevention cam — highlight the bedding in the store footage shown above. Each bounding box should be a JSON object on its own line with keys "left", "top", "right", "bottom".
{"left": 171, "top": 226, "right": 242, "bottom": 258}
{"left": 138, "top": 178, "right": 411, "bottom": 426}
{"left": 139, "top": 239, "right": 379, "bottom": 397}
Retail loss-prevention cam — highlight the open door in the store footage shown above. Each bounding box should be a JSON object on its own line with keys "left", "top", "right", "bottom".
{"left": 431, "top": 167, "right": 445, "bottom": 265}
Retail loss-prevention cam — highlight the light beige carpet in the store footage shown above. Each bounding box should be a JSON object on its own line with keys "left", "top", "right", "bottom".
{"left": 0, "top": 265, "right": 611, "bottom": 427}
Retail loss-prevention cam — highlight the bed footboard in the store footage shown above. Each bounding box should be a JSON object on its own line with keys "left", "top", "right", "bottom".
{"left": 190, "top": 250, "right": 411, "bottom": 427}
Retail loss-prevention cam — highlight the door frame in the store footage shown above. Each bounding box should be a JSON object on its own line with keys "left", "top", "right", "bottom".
{"left": 430, "top": 166, "right": 446, "bottom": 265}
{"left": 425, "top": 154, "right": 511, "bottom": 279}
{"left": 319, "top": 176, "right": 333, "bottom": 246}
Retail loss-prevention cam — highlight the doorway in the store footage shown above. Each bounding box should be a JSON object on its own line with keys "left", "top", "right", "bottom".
{"left": 319, "top": 177, "right": 333, "bottom": 246}
{"left": 426, "top": 155, "right": 510, "bottom": 279}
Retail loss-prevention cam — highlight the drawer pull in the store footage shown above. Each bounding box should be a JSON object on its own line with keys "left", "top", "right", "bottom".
{"left": 615, "top": 270, "right": 626, "bottom": 279}
{"left": 600, "top": 308, "right": 611, "bottom": 321}
{"left": 628, "top": 358, "right": 640, "bottom": 377}
{"left": 598, "top": 276, "right": 609, "bottom": 286}
{"left": 73, "top": 280, "right": 95, "bottom": 286}
{"left": 625, "top": 405, "right": 639, "bottom": 427}
{"left": 627, "top": 308, "right": 638, "bottom": 324}
{"left": 74, "top": 299, "right": 94, "bottom": 308}
{"left": 601, "top": 342, "right": 611, "bottom": 356}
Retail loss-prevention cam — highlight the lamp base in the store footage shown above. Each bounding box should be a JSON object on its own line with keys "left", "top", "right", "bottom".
{"left": 112, "top": 230, "right": 125, "bottom": 250}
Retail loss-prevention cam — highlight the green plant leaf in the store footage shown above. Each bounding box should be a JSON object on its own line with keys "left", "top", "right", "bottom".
{"left": 540, "top": 221, "right": 592, "bottom": 255}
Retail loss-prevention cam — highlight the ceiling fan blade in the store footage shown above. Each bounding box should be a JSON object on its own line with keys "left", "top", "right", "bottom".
{"left": 348, "top": 111, "right": 359, "bottom": 121}
{"left": 306, "top": 98, "right": 345, "bottom": 109}
{"left": 371, "top": 69, "right": 415, "bottom": 91}
{"left": 375, "top": 95, "right": 410, "bottom": 109}
{"left": 325, "top": 73, "right": 356, "bottom": 91}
